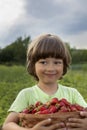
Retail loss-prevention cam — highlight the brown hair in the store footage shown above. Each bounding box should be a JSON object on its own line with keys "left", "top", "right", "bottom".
{"left": 27, "top": 34, "right": 71, "bottom": 80}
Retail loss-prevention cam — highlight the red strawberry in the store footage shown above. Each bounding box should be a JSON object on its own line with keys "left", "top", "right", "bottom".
{"left": 59, "top": 98, "right": 70, "bottom": 106}
{"left": 50, "top": 98, "right": 59, "bottom": 105}
{"left": 49, "top": 105, "right": 57, "bottom": 113}
{"left": 76, "top": 104, "right": 84, "bottom": 111}
{"left": 59, "top": 101, "right": 65, "bottom": 107}
{"left": 37, "top": 109, "right": 50, "bottom": 114}
{"left": 69, "top": 105, "right": 77, "bottom": 112}
{"left": 39, "top": 105, "right": 47, "bottom": 111}
{"left": 35, "top": 101, "right": 43, "bottom": 107}
{"left": 22, "top": 108, "right": 29, "bottom": 114}
{"left": 31, "top": 108, "right": 37, "bottom": 114}
{"left": 59, "top": 106, "right": 69, "bottom": 112}
{"left": 71, "top": 104, "right": 84, "bottom": 111}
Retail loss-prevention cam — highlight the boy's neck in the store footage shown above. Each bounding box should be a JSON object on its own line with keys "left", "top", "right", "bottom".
{"left": 37, "top": 82, "right": 58, "bottom": 95}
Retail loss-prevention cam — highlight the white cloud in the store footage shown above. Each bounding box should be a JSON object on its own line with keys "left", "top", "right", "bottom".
{"left": 0, "top": 0, "right": 25, "bottom": 35}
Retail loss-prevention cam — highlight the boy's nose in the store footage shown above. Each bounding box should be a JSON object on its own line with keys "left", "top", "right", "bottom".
{"left": 46, "top": 64, "right": 55, "bottom": 71}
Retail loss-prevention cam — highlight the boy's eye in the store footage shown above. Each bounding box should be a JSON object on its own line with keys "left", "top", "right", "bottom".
{"left": 54, "top": 61, "right": 63, "bottom": 65}
{"left": 39, "top": 60, "right": 47, "bottom": 64}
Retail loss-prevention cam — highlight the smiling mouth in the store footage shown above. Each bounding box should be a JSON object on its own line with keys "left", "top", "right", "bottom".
{"left": 45, "top": 73, "right": 57, "bottom": 76}
{"left": 45, "top": 72, "right": 57, "bottom": 75}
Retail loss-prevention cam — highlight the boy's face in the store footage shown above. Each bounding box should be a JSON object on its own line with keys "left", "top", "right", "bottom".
{"left": 35, "top": 57, "right": 63, "bottom": 84}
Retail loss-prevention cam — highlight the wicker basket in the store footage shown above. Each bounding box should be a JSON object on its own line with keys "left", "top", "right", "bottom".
{"left": 19, "top": 111, "right": 81, "bottom": 128}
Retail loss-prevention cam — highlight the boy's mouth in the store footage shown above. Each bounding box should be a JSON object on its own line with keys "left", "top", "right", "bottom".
{"left": 45, "top": 72, "right": 57, "bottom": 75}
{"left": 45, "top": 73, "right": 57, "bottom": 77}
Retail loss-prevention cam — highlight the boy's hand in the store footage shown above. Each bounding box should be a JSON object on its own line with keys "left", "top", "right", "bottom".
{"left": 32, "top": 118, "right": 66, "bottom": 130}
{"left": 66, "top": 111, "right": 87, "bottom": 130}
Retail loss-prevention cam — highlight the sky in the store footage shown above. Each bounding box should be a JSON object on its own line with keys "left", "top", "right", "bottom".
{"left": 0, "top": 0, "right": 87, "bottom": 49}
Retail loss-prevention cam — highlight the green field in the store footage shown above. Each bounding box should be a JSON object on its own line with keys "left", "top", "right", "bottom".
{"left": 0, "top": 64, "right": 87, "bottom": 125}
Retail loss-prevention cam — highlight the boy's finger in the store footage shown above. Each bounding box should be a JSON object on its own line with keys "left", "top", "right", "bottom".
{"left": 80, "top": 111, "right": 87, "bottom": 117}
{"left": 49, "top": 122, "right": 65, "bottom": 130}
{"left": 38, "top": 118, "right": 52, "bottom": 126}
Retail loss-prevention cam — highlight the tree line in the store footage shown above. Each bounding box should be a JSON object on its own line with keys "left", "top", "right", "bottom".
{"left": 0, "top": 36, "right": 31, "bottom": 65}
{"left": 0, "top": 36, "right": 87, "bottom": 65}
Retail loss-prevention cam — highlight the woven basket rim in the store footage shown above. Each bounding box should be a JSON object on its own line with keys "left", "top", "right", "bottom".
{"left": 19, "top": 111, "right": 80, "bottom": 119}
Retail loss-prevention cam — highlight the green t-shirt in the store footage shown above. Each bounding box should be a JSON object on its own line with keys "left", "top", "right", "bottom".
{"left": 8, "top": 84, "right": 87, "bottom": 112}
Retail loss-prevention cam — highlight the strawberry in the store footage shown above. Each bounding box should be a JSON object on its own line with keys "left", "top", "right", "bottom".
{"left": 35, "top": 101, "right": 43, "bottom": 107}
{"left": 59, "top": 98, "right": 70, "bottom": 106}
{"left": 71, "top": 104, "right": 84, "bottom": 111}
{"left": 50, "top": 97, "right": 59, "bottom": 105}
{"left": 76, "top": 104, "right": 85, "bottom": 111}
{"left": 37, "top": 109, "right": 50, "bottom": 114}
{"left": 49, "top": 105, "right": 57, "bottom": 113}
{"left": 59, "top": 106, "right": 69, "bottom": 112}
{"left": 69, "top": 105, "right": 77, "bottom": 111}
{"left": 31, "top": 109, "right": 37, "bottom": 114}
{"left": 59, "top": 101, "right": 65, "bottom": 107}
{"left": 22, "top": 108, "right": 29, "bottom": 114}
{"left": 39, "top": 105, "right": 47, "bottom": 111}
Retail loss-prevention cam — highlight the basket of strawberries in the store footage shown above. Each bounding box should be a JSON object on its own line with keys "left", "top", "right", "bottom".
{"left": 19, "top": 98, "right": 86, "bottom": 128}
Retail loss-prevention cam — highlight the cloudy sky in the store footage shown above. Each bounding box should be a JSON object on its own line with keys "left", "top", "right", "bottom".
{"left": 0, "top": 0, "right": 87, "bottom": 49}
